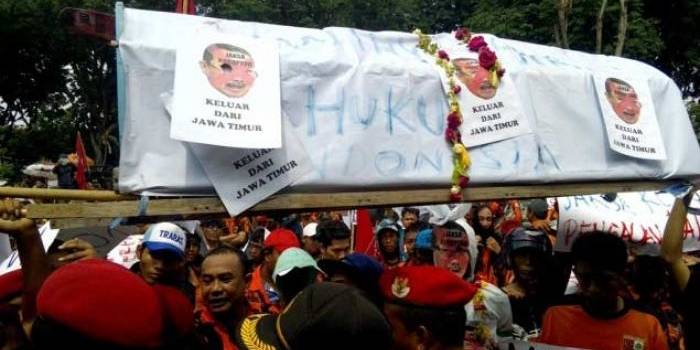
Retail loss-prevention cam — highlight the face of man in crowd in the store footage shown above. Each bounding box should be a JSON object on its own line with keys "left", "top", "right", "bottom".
{"left": 185, "top": 240, "right": 200, "bottom": 264}
{"left": 201, "top": 253, "right": 247, "bottom": 315}
{"left": 137, "top": 247, "right": 185, "bottom": 285}
{"left": 202, "top": 223, "right": 225, "bottom": 247}
{"left": 477, "top": 207, "right": 494, "bottom": 230}
{"left": 263, "top": 249, "right": 281, "bottom": 273}
{"left": 383, "top": 303, "right": 420, "bottom": 350}
{"left": 454, "top": 58, "right": 497, "bottom": 100}
{"left": 606, "top": 79, "right": 641, "bottom": 124}
{"left": 321, "top": 238, "right": 351, "bottom": 261}
{"left": 403, "top": 230, "right": 418, "bottom": 258}
{"left": 379, "top": 229, "right": 399, "bottom": 256}
{"left": 200, "top": 45, "right": 256, "bottom": 98}
{"left": 401, "top": 212, "right": 418, "bottom": 229}
{"left": 433, "top": 226, "right": 470, "bottom": 278}
{"left": 302, "top": 236, "right": 321, "bottom": 257}
{"left": 574, "top": 261, "right": 623, "bottom": 316}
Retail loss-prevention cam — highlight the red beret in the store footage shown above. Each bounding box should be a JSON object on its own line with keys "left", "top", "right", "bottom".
{"left": 152, "top": 284, "right": 194, "bottom": 337}
{"left": 37, "top": 259, "right": 163, "bottom": 347}
{"left": 380, "top": 266, "right": 478, "bottom": 307}
{"left": 264, "top": 229, "right": 300, "bottom": 253}
{"left": 0, "top": 270, "right": 23, "bottom": 301}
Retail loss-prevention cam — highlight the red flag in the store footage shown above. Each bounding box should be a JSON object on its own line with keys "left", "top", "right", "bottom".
{"left": 64, "top": 8, "right": 115, "bottom": 41}
{"left": 176, "top": 0, "right": 196, "bottom": 14}
{"left": 75, "top": 133, "right": 88, "bottom": 190}
{"left": 354, "top": 209, "right": 376, "bottom": 255}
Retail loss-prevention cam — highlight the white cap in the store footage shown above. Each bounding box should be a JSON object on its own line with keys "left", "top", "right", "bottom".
{"left": 142, "top": 222, "right": 187, "bottom": 258}
{"left": 302, "top": 223, "right": 318, "bottom": 237}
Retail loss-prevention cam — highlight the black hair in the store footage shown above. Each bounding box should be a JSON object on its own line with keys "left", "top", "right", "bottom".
{"left": 401, "top": 207, "right": 420, "bottom": 218}
{"left": 571, "top": 231, "right": 628, "bottom": 274}
{"left": 204, "top": 246, "right": 252, "bottom": 276}
{"left": 393, "top": 304, "right": 466, "bottom": 347}
{"left": 201, "top": 44, "right": 251, "bottom": 65}
{"left": 275, "top": 267, "right": 318, "bottom": 304}
{"left": 630, "top": 255, "right": 668, "bottom": 299}
{"left": 605, "top": 77, "right": 633, "bottom": 96}
{"left": 185, "top": 233, "right": 201, "bottom": 246}
{"left": 248, "top": 227, "right": 266, "bottom": 244}
{"left": 315, "top": 219, "right": 351, "bottom": 247}
{"left": 200, "top": 219, "right": 226, "bottom": 229}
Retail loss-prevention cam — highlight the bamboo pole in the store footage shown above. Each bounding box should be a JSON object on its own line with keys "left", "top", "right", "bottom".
{"left": 0, "top": 187, "right": 135, "bottom": 201}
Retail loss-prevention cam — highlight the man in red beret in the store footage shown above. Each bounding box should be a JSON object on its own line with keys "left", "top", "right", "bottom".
{"left": 380, "top": 265, "right": 478, "bottom": 350}
{"left": 246, "top": 228, "right": 299, "bottom": 314}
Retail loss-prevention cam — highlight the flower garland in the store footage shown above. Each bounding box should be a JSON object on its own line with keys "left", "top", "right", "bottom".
{"left": 413, "top": 27, "right": 505, "bottom": 201}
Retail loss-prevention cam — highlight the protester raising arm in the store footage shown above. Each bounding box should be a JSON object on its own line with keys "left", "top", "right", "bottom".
{"left": 0, "top": 199, "right": 51, "bottom": 335}
{"left": 660, "top": 189, "right": 695, "bottom": 291}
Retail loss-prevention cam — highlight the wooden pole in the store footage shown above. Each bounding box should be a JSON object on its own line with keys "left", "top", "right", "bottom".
{"left": 26, "top": 180, "right": 672, "bottom": 221}
{"left": 0, "top": 187, "right": 134, "bottom": 201}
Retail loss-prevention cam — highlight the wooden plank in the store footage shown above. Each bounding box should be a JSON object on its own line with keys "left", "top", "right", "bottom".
{"left": 0, "top": 187, "right": 134, "bottom": 201}
{"left": 27, "top": 180, "right": 672, "bottom": 220}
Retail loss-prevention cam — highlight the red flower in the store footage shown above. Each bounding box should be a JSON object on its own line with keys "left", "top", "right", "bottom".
{"left": 478, "top": 47, "right": 497, "bottom": 69}
{"left": 497, "top": 68, "right": 506, "bottom": 78}
{"left": 447, "top": 112, "right": 461, "bottom": 129}
{"left": 445, "top": 127, "right": 461, "bottom": 144}
{"left": 454, "top": 27, "right": 471, "bottom": 41}
{"left": 468, "top": 36, "right": 487, "bottom": 52}
{"left": 449, "top": 192, "right": 463, "bottom": 202}
{"left": 452, "top": 85, "right": 462, "bottom": 94}
{"left": 459, "top": 175, "right": 470, "bottom": 188}
{"left": 438, "top": 50, "right": 449, "bottom": 60}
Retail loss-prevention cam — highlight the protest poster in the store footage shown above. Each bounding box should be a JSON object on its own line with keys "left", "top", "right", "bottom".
{"left": 170, "top": 29, "right": 282, "bottom": 149}
{"left": 164, "top": 93, "right": 312, "bottom": 216}
{"left": 593, "top": 74, "right": 666, "bottom": 160}
{"left": 555, "top": 191, "right": 700, "bottom": 254}
{"left": 437, "top": 41, "right": 532, "bottom": 148}
{"left": 0, "top": 222, "right": 59, "bottom": 275}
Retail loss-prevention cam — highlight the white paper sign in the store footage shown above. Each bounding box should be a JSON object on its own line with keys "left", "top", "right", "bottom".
{"left": 170, "top": 30, "right": 282, "bottom": 149}
{"left": 164, "top": 93, "right": 312, "bottom": 215}
{"left": 0, "top": 222, "right": 59, "bottom": 275}
{"left": 594, "top": 74, "right": 666, "bottom": 160}
{"left": 106, "top": 234, "right": 143, "bottom": 268}
{"left": 438, "top": 41, "right": 532, "bottom": 147}
{"left": 555, "top": 192, "right": 700, "bottom": 253}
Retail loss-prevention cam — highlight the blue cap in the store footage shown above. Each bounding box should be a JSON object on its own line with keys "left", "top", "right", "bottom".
{"left": 415, "top": 229, "right": 433, "bottom": 250}
{"left": 342, "top": 253, "right": 384, "bottom": 282}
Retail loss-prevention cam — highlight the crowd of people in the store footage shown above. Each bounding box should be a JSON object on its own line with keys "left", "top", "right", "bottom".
{"left": 0, "top": 189, "right": 697, "bottom": 350}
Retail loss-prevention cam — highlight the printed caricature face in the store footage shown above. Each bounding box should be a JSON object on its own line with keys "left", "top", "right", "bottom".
{"left": 432, "top": 226, "right": 470, "bottom": 278}
{"left": 201, "top": 44, "right": 256, "bottom": 98}
{"left": 606, "top": 78, "right": 641, "bottom": 124}
{"left": 453, "top": 58, "right": 497, "bottom": 100}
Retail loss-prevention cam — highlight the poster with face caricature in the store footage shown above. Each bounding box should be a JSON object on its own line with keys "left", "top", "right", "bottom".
{"left": 436, "top": 43, "right": 532, "bottom": 147}
{"left": 170, "top": 30, "right": 282, "bottom": 149}
{"left": 594, "top": 74, "right": 666, "bottom": 160}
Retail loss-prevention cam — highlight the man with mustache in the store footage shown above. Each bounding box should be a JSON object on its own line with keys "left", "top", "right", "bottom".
{"left": 432, "top": 221, "right": 512, "bottom": 349}
{"left": 200, "top": 43, "right": 257, "bottom": 98}
{"left": 605, "top": 78, "right": 642, "bottom": 124}
{"left": 453, "top": 58, "right": 497, "bottom": 100}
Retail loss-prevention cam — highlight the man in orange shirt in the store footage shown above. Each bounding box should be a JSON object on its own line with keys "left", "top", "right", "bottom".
{"left": 246, "top": 228, "right": 299, "bottom": 315}
{"left": 539, "top": 231, "right": 668, "bottom": 350}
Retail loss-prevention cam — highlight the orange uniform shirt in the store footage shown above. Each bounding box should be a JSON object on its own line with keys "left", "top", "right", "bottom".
{"left": 539, "top": 305, "right": 669, "bottom": 350}
{"left": 245, "top": 266, "right": 281, "bottom": 315}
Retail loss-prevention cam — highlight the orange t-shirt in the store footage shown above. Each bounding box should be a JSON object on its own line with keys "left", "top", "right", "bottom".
{"left": 245, "top": 266, "right": 281, "bottom": 315}
{"left": 539, "top": 305, "right": 669, "bottom": 350}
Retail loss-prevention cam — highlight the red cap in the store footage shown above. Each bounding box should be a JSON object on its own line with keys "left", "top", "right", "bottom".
{"left": 380, "top": 266, "right": 478, "bottom": 307}
{"left": 37, "top": 259, "right": 164, "bottom": 347}
{"left": 0, "top": 270, "right": 23, "bottom": 301}
{"left": 264, "top": 228, "right": 300, "bottom": 254}
{"left": 152, "top": 284, "right": 194, "bottom": 336}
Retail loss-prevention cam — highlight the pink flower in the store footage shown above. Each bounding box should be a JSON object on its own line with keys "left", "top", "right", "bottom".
{"left": 468, "top": 36, "right": 487, "bottom": 52}
{"left": 454, "top": 27, "right": 471, "bottom": 41}
{"left": 447, "top": 112, "right": 461, "bottom": 129}
{"left": 478, "top": 47, "right": 497, "bottom": 69}
{"left": 497, "top": 68, "right": 506, "bottom": 78}
{"left": 459, "top": 175, "right": 470, "bottom": 188}
{"left": 452, "top": 85, "right": 462, "bottom": 94}
{"left": 438, "top": 50, "right": 449, "bottom": 60}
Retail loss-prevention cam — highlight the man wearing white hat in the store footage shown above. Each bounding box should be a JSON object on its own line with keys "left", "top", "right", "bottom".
{"left": 301, "top": 222, "right": 321, "bottom": 260}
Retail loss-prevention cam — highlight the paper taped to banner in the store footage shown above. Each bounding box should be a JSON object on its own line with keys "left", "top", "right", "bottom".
{"left": 555, "top": 192, "right": 700, "bottom": 254}
{"left": 0, "top": 222, "right": 59, "bottom": 275}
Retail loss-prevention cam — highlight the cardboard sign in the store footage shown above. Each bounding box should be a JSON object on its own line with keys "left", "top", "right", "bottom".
{"left": 594, "top": 74, "right": 666, "bottom": 160}
{"left": 170, "top": 29, "right": 282, "bottom": 149}
{"left": 438, "top": 40, "right": 532, "bottom": 147}
{"left": 555, "top": 192, "right": 700, "bottom": 253}
{"left": 0, "top": 222, "right": 59, "bottom": 275}
{"left": 164, "top": 93, "right": 312, "bottom": 215}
